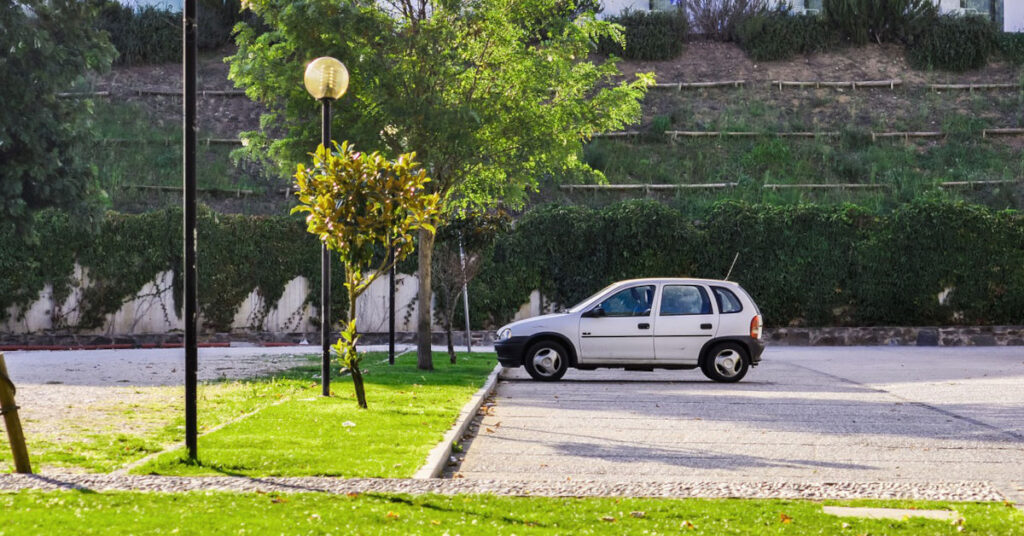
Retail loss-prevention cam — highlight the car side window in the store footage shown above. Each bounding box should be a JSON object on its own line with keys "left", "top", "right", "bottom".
{"left": 659, "top": 285, "right": 712, "bottom": 316}
{"left": 598, "top": 285, "right": 655, "bottom": 317}
{"left": 712, "top": 287, "right": 743, "bottom": 314}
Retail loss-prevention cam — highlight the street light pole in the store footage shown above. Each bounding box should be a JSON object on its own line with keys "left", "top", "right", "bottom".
{"left": 183, "top": 0, "right": 198, "bottom": 461}
{"left": 320, "top": 98, "right": 332, "bottom": 397}
{"left": 303, "top": 57, "right": 349, "bottom": 397}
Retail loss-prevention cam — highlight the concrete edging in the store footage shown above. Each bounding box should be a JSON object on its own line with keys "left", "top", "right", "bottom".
{"left": 413, "top": 364, "right": 503, "bottom": 479}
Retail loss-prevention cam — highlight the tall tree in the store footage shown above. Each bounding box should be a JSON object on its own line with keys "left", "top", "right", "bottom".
{"left": 0, "top": 0, "right": 115, "bottom": 235}
{"left": 229, "top": 0, "right": 651, "bottom": 370}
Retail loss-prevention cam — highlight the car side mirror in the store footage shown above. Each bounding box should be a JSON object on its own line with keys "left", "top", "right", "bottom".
{"left": 583, "top": 306, "right": 605, "bottom": 318}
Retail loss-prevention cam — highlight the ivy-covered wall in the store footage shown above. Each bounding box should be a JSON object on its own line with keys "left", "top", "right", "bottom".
{"left": 3, "top": 200, "right": 1022, "bottom": 334}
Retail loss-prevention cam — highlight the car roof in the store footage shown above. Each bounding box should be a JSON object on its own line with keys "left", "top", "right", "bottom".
{"left": 613, "top": 277, "right": 743, "bottom": 288}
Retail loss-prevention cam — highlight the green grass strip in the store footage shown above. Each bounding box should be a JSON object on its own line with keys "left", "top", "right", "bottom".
{"left": 132, "top": 352, "right": 496, "bottom": 477}
{"left": 1, "top": 491, "right": 1021, "bottom": 535}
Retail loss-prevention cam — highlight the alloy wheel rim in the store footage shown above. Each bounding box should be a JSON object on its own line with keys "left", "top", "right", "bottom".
{"left": 532, "top": 348, "right": 562, "bottom": 377}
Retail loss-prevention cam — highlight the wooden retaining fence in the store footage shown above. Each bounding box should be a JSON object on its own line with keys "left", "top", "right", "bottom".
{"left": 559, "top": 179, "right": 1021, "bottom": 193}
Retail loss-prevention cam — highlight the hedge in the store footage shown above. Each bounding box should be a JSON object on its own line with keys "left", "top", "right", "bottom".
{"left": 0, "top": 207, "right": 345, "bottom": 332}
{"left": 3, "top": 200, "right": 1022, "bottom": 333}
{"left": 906, "top": 14, "right": 999, "bottom": 71}
{"left": 597, "top": 9, "right": 689, "bottom": 61}
{"left": 737, "top": 13, "right": 840, "bottom": 62}
{"left": 469, "top": 199, "right": 1024, "bottom": 328}
{"left": 95, "top": 0, "right": 250, "bottom": 66}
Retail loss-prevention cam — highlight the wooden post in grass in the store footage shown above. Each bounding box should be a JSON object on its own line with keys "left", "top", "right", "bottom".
{"left": 0, "top": 353, "right": 32, "bottom": 473}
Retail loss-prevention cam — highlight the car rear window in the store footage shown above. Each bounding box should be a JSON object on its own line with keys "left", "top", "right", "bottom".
{"left": 712, "top": 286, "right": 743, "bottom": 314}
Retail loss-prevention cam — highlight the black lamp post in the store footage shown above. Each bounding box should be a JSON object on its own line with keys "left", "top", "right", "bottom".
{"left": 183, "top": 0, "right": 198, "bottom": 460}
{"left": 303, "top": 57, "right": 349, "bottom": 397}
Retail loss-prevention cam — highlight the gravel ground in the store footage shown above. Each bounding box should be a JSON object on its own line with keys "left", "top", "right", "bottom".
{"left": 0, "top": 474, "right": 1010, "bottom": 502}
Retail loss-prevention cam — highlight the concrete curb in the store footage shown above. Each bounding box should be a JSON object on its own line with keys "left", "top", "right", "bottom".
{"left": 413, "top": 364, "right": 503, "bottom": 479}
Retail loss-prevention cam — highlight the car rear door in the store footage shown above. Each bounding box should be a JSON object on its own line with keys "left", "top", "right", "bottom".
{"left": 653, "top": 284, "right": 717, "bottom": 364}
{"left": 578, "top": 284, "right": 656, "bottom": 362}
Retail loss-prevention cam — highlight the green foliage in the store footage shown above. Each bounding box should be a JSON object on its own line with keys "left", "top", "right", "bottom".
{"left": 999, "top": 32, "right": 1024, "bottom": 65}
{"left": 293, "top": 143, "right": 440, "bottom": 406}
{"left": 0, "top": 0, "right": 115, "bottom": 235}
{"left": 0, "top": 208, "right": 347, "bottom": 333}
{"left": 230, "top": 0, "right": 650, "bottom": 211}
{"left": 737, "top": 12, "right": 840, "bottom": 61}
{"left": 906, "top": 15, "right": 999, "bottom": 71}
{"left": 597, "top": 9, "right": 689, "bottom": 60}
{"left": 823, "top": 0, "right": 936, "bottom": 45}
{"left": 477, "top": 199, "right": 1024, "bottom": 328}
{"left": 94, "top": 0, "right": 250, "bottom": 66}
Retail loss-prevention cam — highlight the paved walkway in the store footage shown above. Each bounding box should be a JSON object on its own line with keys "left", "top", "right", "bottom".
{"left": 453, "top": 347, "right": 1024, "bottom": 501}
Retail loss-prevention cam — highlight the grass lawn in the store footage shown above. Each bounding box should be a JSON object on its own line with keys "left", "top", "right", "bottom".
{"left": 131, "top": 352, "right": 496, "bottom": 477}
{"left": 1, "top": 492, "right": 1021, "bottom": 535}
{"left": 2, "top": 373, "right": 311, "bottom": 473}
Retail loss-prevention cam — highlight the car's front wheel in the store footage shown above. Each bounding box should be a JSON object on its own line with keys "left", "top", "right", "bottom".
{"left": 701, "top": 342, "right": 749, "bottom": 383}
{"left": 524, "top": 340, "right": 569, "bottom": 381}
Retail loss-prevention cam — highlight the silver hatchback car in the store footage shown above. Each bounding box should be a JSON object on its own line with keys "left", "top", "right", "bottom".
{"left": 494, "top": 278, "right": 765, "bottom": 382}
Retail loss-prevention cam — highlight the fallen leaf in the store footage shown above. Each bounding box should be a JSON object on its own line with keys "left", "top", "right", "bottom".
{"left": 271, "top": 497, "right": 288, "bottom": 504}
{"left": 631, "top": 511, "right": 645, "bottom": 518}
{"left": 681, "top": 520, "right": 695, "bottom": 530}
{"left": 431, "top": 520, "right": 441, "bottom": 525}
{"left": 486, "top": 428, "right": 495, "bottom": 433}
{"left": 601, "top": 516, "right": 616, "bottom": 522}
{"left": 386, "top": 511, "right": 400, "bottom": 519}
{"left": 779, "top": 512, "right": 792, "bottom": 524}
{"left": 346, "top": 492, "right": 360, "bottom": 498}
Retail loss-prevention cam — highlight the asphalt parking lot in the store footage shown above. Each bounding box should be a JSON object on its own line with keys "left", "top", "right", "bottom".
{"left": 455, "top": 346, "right": 1024, "bottom": 498}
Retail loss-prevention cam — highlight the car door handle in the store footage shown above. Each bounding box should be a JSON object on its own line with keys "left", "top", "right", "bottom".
{"left": 701, "top": 323, "right": 713, "bottom": 330}
{"left": 638, "top": 323, "right": 650, "bottom": 329}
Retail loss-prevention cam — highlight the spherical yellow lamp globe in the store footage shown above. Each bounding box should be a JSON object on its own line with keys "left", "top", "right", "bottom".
{"left": 304, "top": 57, "right": 349, "bottom": 100}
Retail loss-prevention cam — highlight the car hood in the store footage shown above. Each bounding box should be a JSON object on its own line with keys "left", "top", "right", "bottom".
{"left": 499, "top": 312, "right": 571, "bottom": 334}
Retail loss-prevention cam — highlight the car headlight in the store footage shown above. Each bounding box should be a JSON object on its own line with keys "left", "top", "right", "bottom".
{"left": 497, "top": 328, "right": 511, "bottom": 341}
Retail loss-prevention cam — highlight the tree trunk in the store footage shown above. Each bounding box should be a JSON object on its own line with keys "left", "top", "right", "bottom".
{"left": 446, "top": 319, "right": 456, "bottom": 364}
{"left": 348, "top": 283, "right": 367, "bottom": 409}
{"left": 351, "top": 365, "right": 368, "bottom": 409}
{"left": 417, "top": 228, "right": 435, "bottom": 370}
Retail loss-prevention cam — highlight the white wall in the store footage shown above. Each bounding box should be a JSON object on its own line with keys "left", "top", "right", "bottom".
{"left": 1007, "top": 1, "right": 1024, "bottom": 32}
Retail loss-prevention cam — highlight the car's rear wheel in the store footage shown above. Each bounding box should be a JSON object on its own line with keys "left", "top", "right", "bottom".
{"left": 701, "top": 342, "right": 749, "bottom": 383}
{"left": 524, "top": 340, "right": 569, "bottom": 381}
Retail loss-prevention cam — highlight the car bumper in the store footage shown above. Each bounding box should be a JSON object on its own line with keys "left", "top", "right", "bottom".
{"left": 747, "top": 337, "right": 766, "bottom": 365}
{"left": 495, "top": 336, "right": 530, "bottom": 367}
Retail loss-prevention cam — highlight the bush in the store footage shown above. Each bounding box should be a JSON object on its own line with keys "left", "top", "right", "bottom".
{"left": 686, "top": 0, "right": 767, "bottom": 41}
{"left": 737, "top": 12, "right": 839, "bottom": 61}
{"left": 475, "top": 199, "right": 1024, "bottom": 328}
{"left": 94, "top": 0, "right": 249, "bottom": 65}
{"left": 823, "top": 0, "right": 936, "bottom": 45}
{"left": 906, "top": 15, "right": 999, "bottom": 71}
{"left": 598, "top": 9, "right": 689, "bottom": 60}
{"left": 998, "top": 32, "right": 1024, "bottom": 65}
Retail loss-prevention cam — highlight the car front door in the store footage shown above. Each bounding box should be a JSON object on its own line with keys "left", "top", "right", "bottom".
{"left": 579, "top": 284, "right": 656, "bottom": 362}
{"left": 653, "top": 284, "right": 717, "bottom": 364}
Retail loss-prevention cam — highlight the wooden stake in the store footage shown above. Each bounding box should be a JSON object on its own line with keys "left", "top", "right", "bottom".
{"left": 0, "top": 353, "right": 32, "bottom": 473}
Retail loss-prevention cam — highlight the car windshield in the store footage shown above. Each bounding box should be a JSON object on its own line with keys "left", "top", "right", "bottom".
{"left": 567, "top": 283, "right": 620, "bottom": 313}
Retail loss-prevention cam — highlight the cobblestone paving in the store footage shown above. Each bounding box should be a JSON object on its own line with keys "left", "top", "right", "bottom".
{"left": 0, "top": 474, "right": 1010, "bottom": 502}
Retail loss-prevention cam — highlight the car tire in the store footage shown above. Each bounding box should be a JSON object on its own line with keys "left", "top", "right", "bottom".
{"left": 701, "top": 342, "right": 749, "bottom": 383}
{"left": 523, "top": 340, "right": 569, "bottom": 381}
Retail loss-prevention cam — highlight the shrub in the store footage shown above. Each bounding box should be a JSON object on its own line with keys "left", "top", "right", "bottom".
{"left": 737, "top": 12, "right": 839, "bottom": 61}
{"left": 94, "top": 0, "right": 249, "bottom": 65}
{"left": 686, "top": 0, "right": 767, "bottom": 41}
{"left": 598, "top": 9, "right": 689, "bottom": 60}
{"left": 906, "top": 15, "right": 999, "bottom": 71}
{"left": 998, "top": 32, "right": 1024, "bottom": 65}
{"left": 823, "top": 0, "right": 936, "bottom": 45}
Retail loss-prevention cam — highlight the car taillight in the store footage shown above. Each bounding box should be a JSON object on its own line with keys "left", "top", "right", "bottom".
{"left": 749, "top": 315, "right": 762, "bottom": 339}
